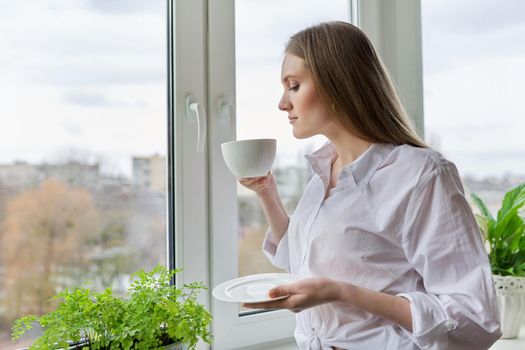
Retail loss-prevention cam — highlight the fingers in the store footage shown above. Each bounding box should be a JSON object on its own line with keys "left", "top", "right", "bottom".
{"left": 243, "top": 301, "right": 278, "bottom": 309}
{"left": 242, "top": 299, "right": 302, "bottom": 313}
{"left": 239, "top": 171, "right": 271, "bottom": 182}
{"left": 243, "top": 285, "right": 292, "bottom": 310}
{"left": 239, "top": 175, "right": 265, "bottom": 183}
{"left": 268, "top": 285, "right": 289, "bottom": 299}
{"left": 238, "top": 178, "right": 258, "bottom": 187}
{"left": 242, "top": 299, "right": 287, "bottom": 310}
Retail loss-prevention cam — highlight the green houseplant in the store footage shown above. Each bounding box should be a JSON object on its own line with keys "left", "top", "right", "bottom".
{"left": 471, "top": 182, "right": 525, "bottom": 338}
{"left": 12, "top": 265, "right": 212, "bottom": 349}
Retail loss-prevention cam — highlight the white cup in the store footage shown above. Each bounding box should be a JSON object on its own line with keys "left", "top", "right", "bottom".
{"left": 221, "top": 139, "right": 276, "bottom": 178}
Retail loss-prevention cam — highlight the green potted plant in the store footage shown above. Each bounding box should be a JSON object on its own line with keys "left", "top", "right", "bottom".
{"left": 470, "top": 182, "right": 525, "bottom": 339}
{"left": 11, "top": 265, "right": 212, "bottom": 349}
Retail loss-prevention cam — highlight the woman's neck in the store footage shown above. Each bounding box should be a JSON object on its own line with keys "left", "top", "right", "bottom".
{"left": 328, "top": 132, "right": 374, "bottom": 168}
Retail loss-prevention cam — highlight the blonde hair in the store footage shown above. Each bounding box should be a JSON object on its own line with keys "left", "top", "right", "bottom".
{"left": 285, "top": 21, "right": 427, "bottom": 148}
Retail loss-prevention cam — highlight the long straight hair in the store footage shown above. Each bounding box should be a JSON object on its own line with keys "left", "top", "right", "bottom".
{"left": 285, "top": 21, "right": 427, "bottom": 148}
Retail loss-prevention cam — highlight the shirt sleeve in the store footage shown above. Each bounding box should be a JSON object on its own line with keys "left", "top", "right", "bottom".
{"left": 262, "top": 226, "right": 291, "bottom": 272}
{"left": 398, "top": 162, "right": 501, "bottom": 349}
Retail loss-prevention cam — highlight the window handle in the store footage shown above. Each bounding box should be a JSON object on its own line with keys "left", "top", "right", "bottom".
{"left": 186, "top": 96, "right": 207, "bottom": 153}
{"left": 218, "top": 97, "right": 234, "bottom": 122}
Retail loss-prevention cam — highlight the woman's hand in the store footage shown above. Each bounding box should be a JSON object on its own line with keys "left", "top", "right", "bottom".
{"left": 238, "top": 171, "right": 275, "bottom": 196}
{"left": 239, "top": 171, "right": 289, "bottom": 243}
{"left": 243, "top": 277, "right": 342, "bottom": 313}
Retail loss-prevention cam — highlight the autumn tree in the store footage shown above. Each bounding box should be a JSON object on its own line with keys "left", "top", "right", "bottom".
{"left": 0, "top": 179, "right": 100, "bottom": 323}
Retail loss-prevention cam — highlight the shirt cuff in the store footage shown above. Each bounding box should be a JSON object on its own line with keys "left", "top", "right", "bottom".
{"left": 397, "top": 292, "right": 458, "bottom": 349}
{"left": 262, "top": 229, "right": 290, "bottom": 272}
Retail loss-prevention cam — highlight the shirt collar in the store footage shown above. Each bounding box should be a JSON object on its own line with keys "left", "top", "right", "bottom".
{"left": 304, "top": 142, "right": 337, "bottom": 189}
{"left": 305, "top": 142, "right": 395, "bottom": 190}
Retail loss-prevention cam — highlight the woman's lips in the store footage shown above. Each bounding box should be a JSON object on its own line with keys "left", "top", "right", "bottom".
{"left": 288, "top": 116, "right": 298, "bottom": 124}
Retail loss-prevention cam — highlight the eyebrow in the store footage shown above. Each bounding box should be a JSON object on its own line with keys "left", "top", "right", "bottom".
{"left": 281, "top": 74, "right": 300, "bottom": 84}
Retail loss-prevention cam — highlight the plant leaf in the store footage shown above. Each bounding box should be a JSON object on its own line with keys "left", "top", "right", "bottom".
{"left": 493, "top": 207, "right": 521, "bottom": 241}
{"left": 516, "top": 262, "right": 525, "bottom": 275}
{"left": 509, "top": 218, "right": 525, "bottom": 252}
{"left": 470, "top": 192, "right": 495, "bottom": 221}
{"left": 497, "top": 183, "right": 525, "bottom": 222}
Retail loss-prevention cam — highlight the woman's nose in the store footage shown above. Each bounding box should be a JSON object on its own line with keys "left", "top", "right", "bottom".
{"left": 278, "top": 94, "right": 291, "bottom": 111}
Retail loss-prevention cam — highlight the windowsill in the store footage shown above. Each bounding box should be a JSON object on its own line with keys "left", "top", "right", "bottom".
{"left": 248, "top": 325, "right": 525, "bottom": 350}
{"left": 490, "top": 325, "right": 525, "bottom": 350}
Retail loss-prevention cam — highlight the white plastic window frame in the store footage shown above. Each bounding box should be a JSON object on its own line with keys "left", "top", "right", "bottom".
{"left": 358, "top": 0, "right": 425, "bottom": 138}
{"left": 207, "top": 1, "right": 359, "bottom": 349}
{"left": 170, "top": 0, "right": 424, "bottom": 349}
{"left": 167, "top": 0, "right": 209, "bottom": 321}
{"left": 207, "top": 1, "right": 297, "bottom": 347}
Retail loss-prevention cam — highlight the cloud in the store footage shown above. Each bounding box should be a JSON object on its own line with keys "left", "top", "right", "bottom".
{"left": 422, "top": 0, "right": 525, "bottom": 76}
{"left": 61, "top": 89, "right": 150, "bottom": 109}
{"left": 423, "top": 0, "right": 525, "bottom": 35}
{"left": 86, "top": 0, "right": 165, "bottom": 15}
{"left": 0, "top": 0, "right": 165, "bottom": 86}
{"left": 447, "top": 147, "right": 525, "bottom": 179}
{"left": 423, "top": 52, "right": 525, "bottom": 178}
{"left": 27, "top": 60, "right": 165, "bottom": 86}
{"left": 467, "top": 149, "right": 525, "bottom": 162}
{"left": 62, "top": 90, "right": 121, "bottom": 108}
{"left": 235, "top": 0, "right": 350, "bottom": 67}
{"left": 0, "top": 0, "right": 522, "bottom": 180}
{"left": 61, "top": 121, "right": 83, "bottom": 136}
{"left": 430, "top": 122, "right": 513, "bottom": 134}
{"left": 0, "top": 0, "right": 165, "bottom": 17}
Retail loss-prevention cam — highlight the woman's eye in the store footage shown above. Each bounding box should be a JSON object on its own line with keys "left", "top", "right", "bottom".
{"left": 289, "top": 84, "right": 300, "bottom": 91}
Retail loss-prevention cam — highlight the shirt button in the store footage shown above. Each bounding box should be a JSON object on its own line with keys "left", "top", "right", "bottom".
{"left": 445, "top": 320, "right": 456, "bottom": 331}
{"left": 340, "top": 169, "right": 346, "bottom": 176}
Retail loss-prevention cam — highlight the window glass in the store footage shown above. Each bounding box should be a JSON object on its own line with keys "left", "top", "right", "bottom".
{"left": 0, "top": 2, "right": 166, "bottom": 348}
{"left": 421, "top": 0, "right": 525, "bottom": 213}
{"left": 235, "top": 0, "right": 350, "bottom": 278}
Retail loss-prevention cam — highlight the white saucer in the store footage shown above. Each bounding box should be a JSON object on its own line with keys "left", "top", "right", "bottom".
{"left": 212, "top": 273, "right": 300, "bottom": 303}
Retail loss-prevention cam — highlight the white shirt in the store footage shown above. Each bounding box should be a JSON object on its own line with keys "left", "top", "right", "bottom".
{"left": 262, "top": 142, "right": 501, "bottom": 350}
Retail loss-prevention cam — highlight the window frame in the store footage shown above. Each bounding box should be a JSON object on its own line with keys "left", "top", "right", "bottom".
{"left": 167, "top": 0, "right": 209, "bottom": 309}
{"left": 169, "top": 0, "right": 424, "bottom": 348}
{"left": 358, "top": 0, "right": 424, "bottom": 137}
{"left": 206, "top": 1, "right": 297, "bottom": 348}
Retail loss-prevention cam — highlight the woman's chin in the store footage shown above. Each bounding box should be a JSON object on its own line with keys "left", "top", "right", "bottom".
{"left": 292, "top": 129, "right": 313, "bottom": 139}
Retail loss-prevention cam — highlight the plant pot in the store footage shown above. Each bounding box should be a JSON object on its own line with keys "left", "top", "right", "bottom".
{"left": 493, "top": 275, "right": 525, "bottom": 339}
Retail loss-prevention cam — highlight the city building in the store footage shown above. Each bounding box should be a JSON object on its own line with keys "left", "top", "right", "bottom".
{"left": 132, "top": 155, "right": 166, "bottom": 193}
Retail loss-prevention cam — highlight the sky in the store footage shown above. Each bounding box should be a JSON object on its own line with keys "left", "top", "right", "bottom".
{"left": 0, "top": 0, "right": 523, "bottom": 179}
{"left": 0, "top": 0, "right": 166, "bottom": 176}
{"left": 421, "top": 0, "right": 525, "bottom": 179}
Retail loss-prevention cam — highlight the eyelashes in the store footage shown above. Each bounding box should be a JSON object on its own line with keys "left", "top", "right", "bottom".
{"left": 289, "top": 84, "right": 300, "bottom": 91}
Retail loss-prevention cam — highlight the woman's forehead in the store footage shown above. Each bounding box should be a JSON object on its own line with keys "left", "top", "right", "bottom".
{"left": 281, "top": 54, "right": 307, "bottom": 82}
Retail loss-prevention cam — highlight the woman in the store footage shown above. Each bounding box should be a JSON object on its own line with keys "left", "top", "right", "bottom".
{"left": 239, "top": 22, "right": 501, "bottom": 350}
